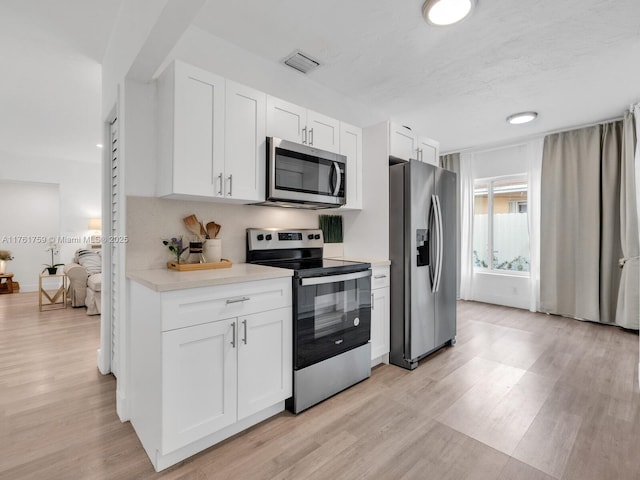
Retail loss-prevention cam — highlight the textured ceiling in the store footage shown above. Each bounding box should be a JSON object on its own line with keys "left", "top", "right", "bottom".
{"left": 0, "top": 0, "right": 121, "bottom": 164}
{"left": 193, "top": 0, "right": 640, "bottom": 151}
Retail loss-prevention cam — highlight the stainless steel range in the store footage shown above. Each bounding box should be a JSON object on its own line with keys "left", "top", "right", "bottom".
{"left": 246, "top": 228, "right": 372, "bottom": 413}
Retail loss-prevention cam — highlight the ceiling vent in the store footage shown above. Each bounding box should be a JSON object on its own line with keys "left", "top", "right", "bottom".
{"left": 282, "top": 50, "right": 321, "bottom": 74}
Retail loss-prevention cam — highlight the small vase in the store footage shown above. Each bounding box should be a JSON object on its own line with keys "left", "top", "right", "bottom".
{"left": 46, "top": 267, "right": 58, "bottom": 275}
{"left": 203, "top": 239, "right": 222, "bottom": 263}
{"left": 0, "top": 260, "right": 5, "bottom": 274}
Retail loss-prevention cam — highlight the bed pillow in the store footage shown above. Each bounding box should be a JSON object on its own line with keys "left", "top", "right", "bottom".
{"left": 75, "top": 249, "right": 102, "bottom": 275}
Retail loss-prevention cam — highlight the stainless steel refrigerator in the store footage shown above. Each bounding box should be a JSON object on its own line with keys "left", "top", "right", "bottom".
{"left": 389, "top": 160, "right": 457, "bottom": 370}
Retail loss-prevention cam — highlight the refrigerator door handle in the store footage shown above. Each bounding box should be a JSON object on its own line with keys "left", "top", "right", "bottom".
{"left": 428, "top": 195, "right": 437, "bottom": 288}
{"left": 433, "top": 194, "right": 444, "bottom": 293}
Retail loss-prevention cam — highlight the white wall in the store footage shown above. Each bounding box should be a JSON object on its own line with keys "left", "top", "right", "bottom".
{"left": 342, "top": 121, "right": 390, "bottom": 261}
{"left": 0, "top": 154, "right": 101, "bottom": 291}
{"left": 101, "top": 0, "right": 169, "bottom": 117}
{"left": 465, "top": 142, "right": 531, "bottom": 309}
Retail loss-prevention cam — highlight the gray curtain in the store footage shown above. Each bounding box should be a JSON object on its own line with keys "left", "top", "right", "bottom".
{"left": 540, "top": 117, "right": 639, "bottom": 329}
{"left": 440, "top": 153, "right": 461, "bottom": 298}
{"left": 615, "top": 112, "right": 639, "bottom": 329}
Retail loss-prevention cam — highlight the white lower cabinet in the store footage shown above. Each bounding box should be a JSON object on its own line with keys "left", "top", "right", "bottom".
{"left": 237, "top": 309, "right": 292, "bottom": 419}
{"left": 129, "top": 277, "right": 292, "bottom": 471}
{"left": 370, "top": 266, "right": 390, "bottom": 366}
{"left": 162, "top": 319, "right": 237, "bottom": 453}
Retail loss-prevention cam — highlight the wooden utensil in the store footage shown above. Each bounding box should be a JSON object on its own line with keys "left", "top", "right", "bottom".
{"left": 183, "top": 215, "right": 205, "bottom": 238}
{"left": 206, "top": 221, "right": 221, "bottom": 239}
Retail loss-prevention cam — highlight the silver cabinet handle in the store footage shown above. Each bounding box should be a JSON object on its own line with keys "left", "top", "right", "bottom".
{"left": 242, "top": 319, "right": 247, "bottom": 344}
{"left": 374, "top": 274, "right": 387, "bottom": 279}
{"left": 231, "top": 321, "right": 236, "bottom": 348}
{"left": 227, "top": 174, "right": 233, "bottom": 196}
{"left": 309, "top": 128, "right": 314, "bottom": 146}
{"left": 302, "top": 127, "right": 307, "bottom": 144}
{"left": 226, "top": 296, "right": 250, "bottom": 304}
{"left": 371, "top": 293, "right": 375, "bottom": 310}
{"left": 217, "top": 173, "right": 223, "bottom": 196}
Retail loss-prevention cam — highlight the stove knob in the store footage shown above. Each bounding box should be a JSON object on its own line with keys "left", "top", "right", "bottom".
{"left": 307, "top": 234, "right": 314, "bottom": 240}
{"left": 257, "top": 234, "right": 264, "bottom": 241}
{"left": 314, "top": 234, "right": 321, "bottom": 240}
{"left": 265, "top": 234, "right": 272, "bottom": 241}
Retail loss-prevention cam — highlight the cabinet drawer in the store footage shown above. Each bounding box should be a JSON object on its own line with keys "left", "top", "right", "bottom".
{"left": 371, "top": 266, "right": 390, "bottom": 290}
{"left": 161, "top": 277, "right": 292, "bottom": 331}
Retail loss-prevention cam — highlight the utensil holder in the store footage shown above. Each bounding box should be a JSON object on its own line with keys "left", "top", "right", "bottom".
{"left": 203, "top": 239, "right": 222, "bottom": 263}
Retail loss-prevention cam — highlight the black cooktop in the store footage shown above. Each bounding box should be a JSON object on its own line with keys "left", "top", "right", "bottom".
{"left": 255, "top": 258, "right": 371, "bottom": 278}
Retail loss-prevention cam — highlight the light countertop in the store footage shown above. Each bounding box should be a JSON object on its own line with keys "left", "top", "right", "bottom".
{"left": 127, "top": 263, "right": 293, "bottom": 292}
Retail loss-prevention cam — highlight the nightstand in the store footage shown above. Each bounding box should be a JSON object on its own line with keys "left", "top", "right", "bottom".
{"left": 39, "top": 272, "right": 67, "bottom": 311}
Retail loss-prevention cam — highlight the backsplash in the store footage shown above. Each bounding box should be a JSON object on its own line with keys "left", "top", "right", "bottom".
{"left": 126, "top": 196, "right": 328, "bottom": 271}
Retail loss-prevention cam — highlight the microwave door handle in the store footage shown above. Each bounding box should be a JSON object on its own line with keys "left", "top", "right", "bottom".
{"left": 332, "top": 161, "right": 341, "bottom": 196}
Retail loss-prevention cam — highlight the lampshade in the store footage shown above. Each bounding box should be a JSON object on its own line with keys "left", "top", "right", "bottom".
{"left": 88, "top": 218, "right": 102, "bottom": 230}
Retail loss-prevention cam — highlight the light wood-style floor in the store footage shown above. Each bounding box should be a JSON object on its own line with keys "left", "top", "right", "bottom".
{"left": 1, "top": 293, "right": 639, "bottom": 480}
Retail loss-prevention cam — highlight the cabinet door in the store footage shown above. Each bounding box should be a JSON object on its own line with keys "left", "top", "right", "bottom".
{"left": 307, "top": 110, "right": 340, "bottom": 153}
{"left": 339, "top": 122, "right": 363, "bottom": 210}
{"left": 418, "top": 136, "right": 440, "bottom": 166}
{"left": 389, "top": 123, "right": 418, "bottom": 161}
{"left": 370, "top": 287, "right": 390, "bottom": 361}
{"left": 266, "top": 96, "right": 306, "bottom": 144}
{"left": 225, "top": 81, "right": 266, "bottom": 202}
{"left": 173, "top": 62, "right": 225, "bottom": 197}
{"left": 237, "top": 308, "right": 292, "bottom": 420}
{"left": 162, "top": 319, "right": 237, "bottom": 453}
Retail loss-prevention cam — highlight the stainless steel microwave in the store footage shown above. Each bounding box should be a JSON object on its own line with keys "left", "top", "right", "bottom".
{"left": 260, "top": 137, "right": 346, "bottom": 209}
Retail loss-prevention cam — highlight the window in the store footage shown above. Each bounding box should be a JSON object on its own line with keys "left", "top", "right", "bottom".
{"left": 473, "top": 176, "right": 529, "bottom": 273}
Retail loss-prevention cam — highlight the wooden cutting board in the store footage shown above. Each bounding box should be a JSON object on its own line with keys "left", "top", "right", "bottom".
{"left": 167, "top": 259, "right": 232, "bottom": 271}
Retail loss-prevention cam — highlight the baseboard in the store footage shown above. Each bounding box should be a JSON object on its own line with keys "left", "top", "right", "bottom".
{"left": 97, "top": 348, "right": 110, "bottom": 375}
{"left": 116, "top": 387, "right": 129, "bottom": 422}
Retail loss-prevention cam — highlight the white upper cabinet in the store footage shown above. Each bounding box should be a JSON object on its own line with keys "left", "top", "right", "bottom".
{"left": 157, "top": 61, "right": 225, "bottom": 198}
{"left": 340, "top": 122, "right": 363, "bottom": 210}
{"left": 389, "top": 122, "right": 440, "bottom": 165}
{"left": 156, "top": 61, "right": 266, "bottom": 203}
{"left": 417, "top": 136, "right": 440, "bottom": 166}
{"left": 224, "top": 80, "right": 266, "bottom": 202}
{"left": 306, "top": 110, "right": 340, "bottom": 153}
{"left": 266, "top": 95, "right": 340, "bottom": 153}
{"left": 389, "top": 123, "right": 418, "bottom": 161}
{"left": 266, "top": 96, "right": 306, "bottom": 144}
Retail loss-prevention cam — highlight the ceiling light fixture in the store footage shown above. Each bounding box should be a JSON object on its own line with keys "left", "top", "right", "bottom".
{"left": 96, "top": 144, "right": 103, "bottom": 148}
{"left": 506, "top": 112, "right": 538, "bottom": 125}
{"left": 422, "top": 0, "right": 476, "bottom": 26}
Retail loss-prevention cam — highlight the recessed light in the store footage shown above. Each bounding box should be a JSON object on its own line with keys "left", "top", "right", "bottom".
{"left": 423, "top": 0, "right": 476, "bottom": 26}
{"left": 96, "top": 144, "right": 103, "bottom": 148}
{"left": 506, "top": 112, "right": 538, "bottom": 125}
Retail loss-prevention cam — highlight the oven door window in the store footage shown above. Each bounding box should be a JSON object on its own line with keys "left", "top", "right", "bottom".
{"left": 275, "top": 148, "right": 340, "bottom": 196}
{"left": 295, "top": 276, "right": 371, "bottom": 369}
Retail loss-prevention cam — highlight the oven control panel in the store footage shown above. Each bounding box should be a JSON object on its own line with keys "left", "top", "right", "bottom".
{"left": 247, "top": 228, "right": 324, "bottom": 251}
